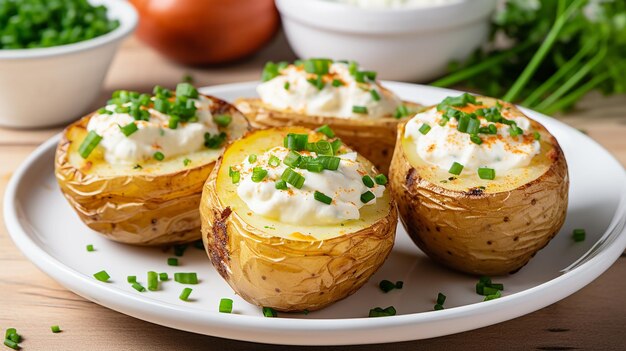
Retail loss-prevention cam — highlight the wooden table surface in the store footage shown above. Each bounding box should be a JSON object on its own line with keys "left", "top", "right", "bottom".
{"left": 1, "top": 34, "right": 625, "bottom": 350}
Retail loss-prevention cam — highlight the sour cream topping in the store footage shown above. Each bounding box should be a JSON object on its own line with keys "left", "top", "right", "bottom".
{"left": 235, "top": 147, "right": 385, "bottom": 225}
{"left": 257, "top": 62, "right": 401, "bottom": 119}
{"left": 404, "top": 105, "right": 540, "bottom": 173}
{"left": 87, "top": 96, "right": 219, "bottom": 165}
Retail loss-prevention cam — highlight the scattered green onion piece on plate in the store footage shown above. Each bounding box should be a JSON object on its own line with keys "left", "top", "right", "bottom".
{"left": 51, "top": 325, "right": 61, "bottom": 333}
{"left": 93, "top": 270, "right": 110, "bottom": 282}
{"left": 159, "top": 272, "right": 169, "bottom": 281}
{"left": 174, "top": 272, "right": 198, "bottom": 284}
{"left": 573, "top": 228, "right": 586, "bottom": 242}
{"left": 179, "top": 288, "right": 193, "bottom": 301}
{"left": 219, "top": 298, "right": 233, "bottom": 313}
{"left": 147, "top": 271, "right": 159, "bottom": 291}
{"left": 379, "top": 280, "right": 396, "bottom": 293}
{"left": 86, "top": 244, "right": 94, "bottom": 252}
{"left": 127, "top": 275, "right": 136, "bottom": 283}
{"left": 263, "top": 307, "right": 277, "bottom": 317}
{"left": 167, "top": 258, "right": 178, "bottom": 266}
{"left": 437, "top": 292, "right": 446, "bottom": 305}
{"left": 132, "top": 282, "right": 146, "bottom": 292}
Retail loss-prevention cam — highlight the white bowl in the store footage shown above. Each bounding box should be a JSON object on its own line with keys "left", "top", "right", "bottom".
{"left": 0, "top": 0, "right": 137, "bottom": 128}
{"left": 276, "top": 0, "right": 496, "bottom": 82}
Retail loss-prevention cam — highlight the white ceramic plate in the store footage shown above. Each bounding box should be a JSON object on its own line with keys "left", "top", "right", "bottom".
{"left": 4, "top": 82, "right": 626, "bottom": 346}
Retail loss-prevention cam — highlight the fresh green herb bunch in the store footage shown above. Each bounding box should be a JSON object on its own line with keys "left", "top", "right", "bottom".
{"left": 432, "top": 0, "right": 626, "bottom": 115}
{"left": 0, "top": 0, "right": 120, "bottom": 49}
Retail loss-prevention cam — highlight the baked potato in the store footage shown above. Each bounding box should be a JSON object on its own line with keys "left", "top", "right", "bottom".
{"left": 200, "top": 126, "right": 397, "bottom": 311}
{"left": 235, "top": 59, "right": 424, "bottom": 174}
{"left": 55, "top": 84, "right": 250, "bottom": 245}
{"left": 389, "top": 95, "right": 568, "bottom": 276}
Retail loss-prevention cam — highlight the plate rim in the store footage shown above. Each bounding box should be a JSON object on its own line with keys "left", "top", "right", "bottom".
{"left": 4, "top": 81, "right": 626, "bottom": 345}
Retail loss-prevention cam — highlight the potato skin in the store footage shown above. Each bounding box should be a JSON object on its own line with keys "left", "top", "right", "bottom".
{"left": 389, "top": 117, "right": 569, "bottom": 276}
{"left": 55, "top": 96, "right": 250, "bottom": 245}
{"left": 200, "top": 127, "right": 398, "bottom": 311}
{"left": 235, "top": 98, "right": 423, "bottom": 175}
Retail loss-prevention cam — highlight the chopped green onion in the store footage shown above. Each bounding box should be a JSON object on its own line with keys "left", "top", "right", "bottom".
{"left": 533, "top": 131, "right": 541, "bottom": 140}
{"left": 363, "top": 70, "right": 377, "bottom": 81}
{"left": 5, "top": 329, "right": 19, "bottom": 343}
{"left": 127, "top": 275, "right": 136, "bottom": 283}
{"left": 97, "top": 108, "right": 112, "bottom": 115}
{"left": 317, "top": 156, "right": 340, "bottom": 171}
{"left": 306, "top": 160, "right": 324, "bottom": 173}
{"left": 213, "top": 114, "right": 232, "bottom": 127}
{"left": 204, "top": 132, "right": 227, "bottom": 149}
{"left": 268, "top": 155, "right": 280, "bottom": 167}
{"left": 4, "top": 339, "right": 19, "bottom": 350}
{"left": 370, "top": 89, "right": 381, "bottom": 101}
{"left": 219, "top": 298, "right": 233, "bottom": 313}
{"left": 352, "top": 105, "right": 368, "bottom": 114}
{"left": 283, "top": 150, "right": 302, "bottom": 168}
{"left": 436, "top": 93, "right": 477, "bottom": 111}
{"left": 281, "top": 168, "right": 305, "bottom": 189}
{"left": 284, "top": 82, "right": 290, "bottom": 90}
{"left": 275, "top": 179, "right": 288, "bottom": 190}
{"left": 175, "top": 82, "right": 199, "bottom": 99}
{"left": 483, "top": 290, "right": 502, "bottom": 301}
{"left": 51, "top": 325, "right": 61, "bottom": 333}
{"left": 154, "top": 98, "right": 170, "bottom": 114}
{"left": 362, "top": 175, "right": 374, "bottom": 188}
{"left": 174, "top": 272, "right": 198, "bottom": 285}
{"left": 448, "top": 162, "right": 464, "bottom": 175}
{"left": 314, "top": 191, "right": 332, "bottom": 205}
{"left": 470, "top": 135, "right": 483, "bottom": 145}
{"left": 360, "top": 191, "right": 375, "bottom": 203}
{"left": 479, "top": 276, "right": 491, "bottom": 285}
{"left": 183, "top": 158, "right": 191, "bottom": 166}
{"left": 419, "top": 123, "right": 431, "bottom": 135}
{"left": 179, "top": 287, "right": 193, "bottom": 301}
{"left": 93, "top": 270, "right": 110, "bottom": 282}
{"left": 261, "top": 61, "right": 285, "bottom": 82}
{"left": 132, "top": 282, "right": 146, "bottom": 292}
{"left": 263, "top": 307, "right": 278, "bottom": 317}
{"left": 379, "top": 280, "right": 396, "bottom": 293}
{"left": 251, "top": 167, "right": 268, "bottom": 182}
{"left": 457, "top": 114, "right": 470, "bottom": 133}
{"left": 174, "top": 244, "right": 188, "bottom": 257}
{"left": 316, "top": 125, "right": 335, "bottom": 138}
{"left": 147, "top": 271, "right": 158, "bottom": 291}
{"left": 434, "top": 304, "right": 444, "bottom": 310}
{"left": 368, "top": 306, "right": 396, "bottom": 317}
{"left": 153, "top": 85, "right": 172, "bottom": 98}
{"left": 466, "top": 118, "right": 480, "bottom": 135}
{"left": 482, "top": 286, "right": 500, "bottom": 296}
{"left": 248, "top": 154, "right": 257, "bottom": 163}
{"left": 375, "top": 174, "right": 388, "bottom": 185}
{"left": 159, "top": 272, "right": 169, "bottom": 281}
{"left": 78, "top": 131, "right": 102, "bottom": 159}
{"left": 332, "top": 79, "right": 343, "bottom": 87}
{"left": 153, "top": 151, "right": 165, "bottom": 161}
{"left": 313, "top": 140, "right": 334, "bottom": 156}
{"left": 394, "top": 105, "right": 410, "bottom": 118}
{"left": 436, "top": 292, "right": 446, "bottom": 305}
{"left": 489, "top": 283, "right": 504, "bottom": 291}
{"left": 478, "top": 167, "right": 496, "bottom": 180}
{"left": 439, "top": 116, "right": 450, "bottom": 126}
{"left": 304, "top": 58, "right": 332, "bottom": 75}
{"left": 572, "top": 228, "right": 586, "bottom": 242}
{"left": 395, "top": 281, "right": 404, "bottom": 289}
{"left": 119, "top": 122, "right": 138, "bottom": 137}
{"left": 331, "top": 139, "right": 342, "bottom": 155}
{"left": 284, "top": 133, "right": 309, "bottom": 151}
{"left": 167, "top": 257, "right": 178, "bottom": 266}
{"left": 86, "top": 244, "right": 94, "bottom": 252}
{"left": 168, "top": 116, "right": 179, "bottom": 129}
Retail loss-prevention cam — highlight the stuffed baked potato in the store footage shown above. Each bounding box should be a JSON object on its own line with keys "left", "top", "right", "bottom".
{"left": 236, "top": 59, "right": 423, "bottom": 174}
{"left": 200, "top": 126, "right": 397, "bottom": 311}
{"left": 389, "top": 94, "right": 568, "bottom": 276}
{"left": 55, "top": 83, "right": 250, "bottom": 245}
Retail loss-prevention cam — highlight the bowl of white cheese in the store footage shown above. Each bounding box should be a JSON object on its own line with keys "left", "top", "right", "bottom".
{"left": 275, "top": 0, "right": 496, "bottom": 82}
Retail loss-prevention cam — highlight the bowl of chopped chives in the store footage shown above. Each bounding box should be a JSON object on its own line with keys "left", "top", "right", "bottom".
{"left": 0, "top": 0, "right": 137, "bottom": 128}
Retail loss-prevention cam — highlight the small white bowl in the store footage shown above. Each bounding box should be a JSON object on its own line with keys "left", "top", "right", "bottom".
{"left": 0, "top": 0, "right": 137, "bottom": 128}
{"left": 276, "top": 0, "right": 496, "bottom": 82}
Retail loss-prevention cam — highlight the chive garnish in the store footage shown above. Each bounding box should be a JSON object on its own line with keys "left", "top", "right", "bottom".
{"left": 283, "top": 150, "right": 302, "bottom": 168}
{"left": 275, "top": 179, "right": 288, "bottom": 190}
{"left": 86, "top": 244, "right": 94, "bottom": 252}
{"left": 419, "top": 123, "right": 431, "bottom": 135}
{"left": 93, "top": 270, "right": 110, "bottom": 282}
{"left": 153, "top": 151, "right": 165, "bottom": 161}
{"left": 352, "top": 105, "right": 368, "bottom": 114}
{"left": 466, "top": 118, "right": 480, "bottom": 135}
{"left": 317, "top": 156, "right": 340, "bottom": 171}
{"left": 316, "top": 124, "right": 335, "bottom": 138}
{"left": 533, "top": 131, "right": 541, "bottom": 140}
{"left": 478, "top": 167, "right": 496, "bottom": 180}
{"left": 448, "top": 162, "right": 464, "bottom": 175}
{"left": 78, "top": 131, "right": 102, "bottom": 159}
{"left": 174, "top": 272, "right": 198, "bottom": 284}
{"left": 362, "top": 175, "right": 374, "bottom": 188}
{"left": 219, "top": 298, "right": 233, "bottom": 313}
{"left": 394, "top": 105, "right": 410, "bottom": 119}
{"left": 179, "top": 288, "right": 193, "bottom": 301}
{"left": 375, "top": 174, "right": 387, "bottom": 185}
{"left": 284, "top": 133, "right": 309, "bottom": 151}
{"left": 159, "top": 272, "right": 169, "bottom": 281}
{"left": 183, "top": 158, "right": 191, "bottom": 166}
{"left": 314, "top": 191, "right": 332, "bottom": 205}
{"left": 127, "top": 276, "right": 136, "bottom": 283}
{"left": 379, "top": 280, "right": 396, "bottom": 293}
{"left": 368, "top": 306, "right": 396, "bottom": 317}
{"left": 313, "top": 140, "right": 333, "bottom": 156}
{"left": 332, "top": 79, "right": 343, "bottom": 87}
{"left": 176, "top": 82, "right": 199, "bottom": 99}
{"left": 281, "top": 168, "right": 305, "bottom": 189}
{"left": 360, "top": 191, "right": 375, "bottom": 203}
{"left": 147, "top": 271, "right": 158, "bottom": 291}
{"left": 268, "top": 155, "right": 280, "bottom": 167}
{"left": 167, "top": 257, "right": 178, "bottom": 266}
{"left": 437, "top": 292, "right": 446, "bottom": 305}
{"left": 51, "top": 325, "right": 61, "bottom": 333}
{"left": 434, "top": 304, "right": 444, "bottom": 310}
{"left": 470, "top": 135, "right": 483, "bottom": 145}
{"left": 213, "top": 114, "right": 232, "bottom": 127}
{"left": 284, "top": 82, "right": 290, "bottom": 90}
{"left": 132, "top": 282, "right": 146, "bottom": 292}
{"left": 119, "top": 122, "right": 138, "bottom": 137}
{"left": 331, "top": 139, "right": 342, "bottom": 155}
{"left": 251, "top": 167, "right": 268, "bottom": 182}
{"left": 370, "top": 89, "right": 381, "bottom": 101}
{"left": 572, "top": 228, "right": 586, "bottom": 242}
{"left": 4, "top": 339, "right": 19, "bottom": 350}
{"left": 306, "top": 161, "right": 324, "bottom": 173}
{"left": 248, "top": 154, "right": 257, "bottom": 163}
{"left": 263, "top": 307, "right": 277, "bottom": 317}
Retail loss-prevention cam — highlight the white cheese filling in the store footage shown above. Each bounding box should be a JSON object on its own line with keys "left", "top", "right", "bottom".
{"left": 404, "top": 106, "right": 540, "bottom": 173}
{"left": 235, "top": 147, "right": 385, "bottom": 225}
{"left": 257, "top": 62, "right": 401, "bottom": 119}
{"left": 87, "top": 96, "right": 218, "bottom": 165}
